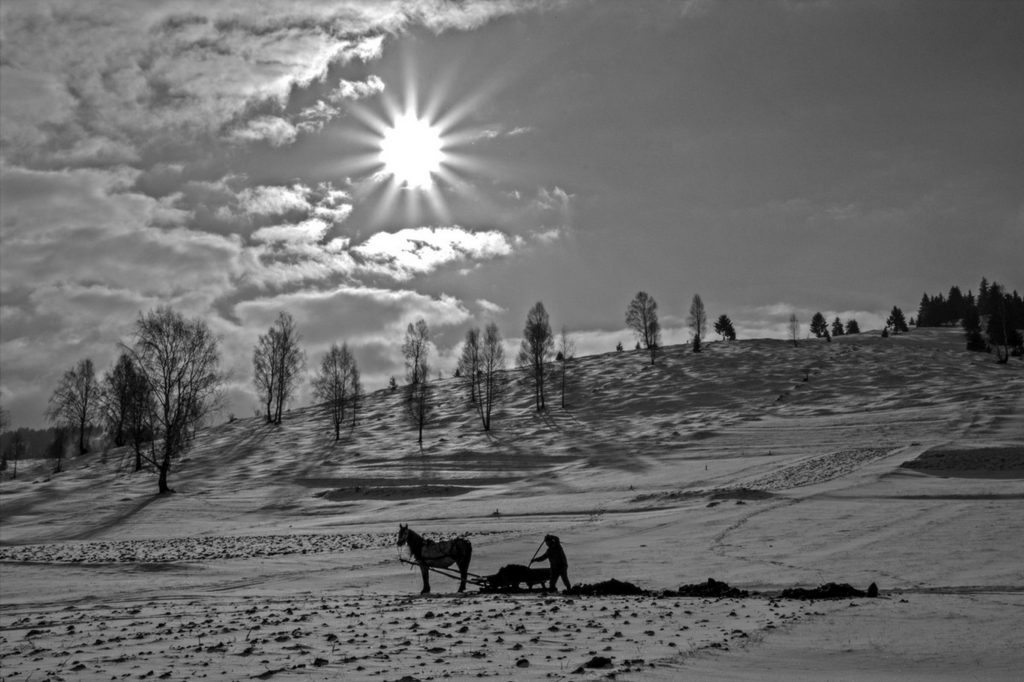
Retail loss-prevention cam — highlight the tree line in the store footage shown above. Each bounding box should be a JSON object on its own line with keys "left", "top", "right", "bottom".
{"left": 20, "top": 279, "right": 1018, "bottom": 489}
{"left": 916, "top": 277, "right": 1023, "bottom": 361}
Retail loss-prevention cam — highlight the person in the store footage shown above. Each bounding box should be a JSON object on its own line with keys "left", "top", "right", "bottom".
{"left": 530, "top": 534, "right": 571, "bottom": 591}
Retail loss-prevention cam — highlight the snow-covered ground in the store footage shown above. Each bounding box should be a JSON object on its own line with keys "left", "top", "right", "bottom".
{"left": 2, "top": 328, "right": 1022, "bottom": 680}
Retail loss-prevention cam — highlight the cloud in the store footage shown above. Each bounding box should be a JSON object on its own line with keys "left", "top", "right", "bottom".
{"left": 476, "top": 299, "right": 506, "bottom": 314}
{"left": 233, "top": 182, "right": 352, "bottom": 228}
{"left": 329, "top": 74, "right": 386, "bottom": 102}
{"left": 251, "top": 218, "right": 331, "bottom": 245}
{"left": 228, "top": 116, "right": 298, "bottom": 147}
{"left": 533, "top": 185, "right": 574, "bottom": 213}
{"left": 238, "top": 184, "right": 312, "bottom": 216}
{"left": 0, "top": 2, "right": 541, "bottom": 169}
{"left": 352, "top": 226, "right": 515, "bottom": 280}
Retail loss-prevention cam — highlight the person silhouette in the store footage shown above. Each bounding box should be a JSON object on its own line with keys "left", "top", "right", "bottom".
{"left": 530, "top": 534, "right": 571, "bottom": 592}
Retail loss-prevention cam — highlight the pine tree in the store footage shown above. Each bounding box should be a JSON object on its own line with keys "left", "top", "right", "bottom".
{"left": 713, "top": 314, "right": 736, "bottom": 341}
{"left": 831, "top": 317, "right": 845, "bottom": 337}
{"left": 886, "top": 306, "right": 909, "bottom": 334}
{"left": 845, "top": 319, "right": 861, "bottom": 334}
{"left": 809, "top": 312, "right": 828, "bottom": 338}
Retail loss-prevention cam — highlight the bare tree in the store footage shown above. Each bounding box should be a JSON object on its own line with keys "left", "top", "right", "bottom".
{"left": 788, "top": 313, "right": 800, "bottom": 347}
{"left": 478, "top": 322, "right": 505, "bottom": 431}
{"left": 349, "top": 363, "right": 362, "bottom": 430}
{"left": 556, "top": 327, "right": 576, "bottom": 409}
{"left": 102, "top": 352, "right": 153, "bottom": 471}
{"left": 4, "top": 431, "right": 25, "bottom": 479}
{"left": 101, "top": 353, "right": 133, "bottom": 447}
{"left": 46, "top": 358, "right": 100, "bottom": 456}
{"left": 518, "top": 302, "right": 554, "bottom": 412}
{"left": 125, "top": 306, "right": 223, "bottom": 494}
{"left": 457, "top": 327, "right": 482, "bottom": 407}
{"left": 47, "top": 426, "right": 68, "bottom": 474}
{"left": 403, "top": 319, "right": 432, "bottom": 446}
{"left": 312, "top": 342, "right": 360, "bottom": 441}
{"left": 688, "top": 294, "right": 707, "bottom": 352}
{"left": 626, "top": 291, "right": 661, "bottom": 364}
{"left": 253, "top": 312, "right": 306, "bottom": 424}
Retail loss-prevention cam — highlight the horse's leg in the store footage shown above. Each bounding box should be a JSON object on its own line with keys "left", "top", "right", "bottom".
{"left": 420, "top": 564, "right": 431, "bottom": 594}
{"left": 457, "top": 544, "right": 472, "bottom": 592}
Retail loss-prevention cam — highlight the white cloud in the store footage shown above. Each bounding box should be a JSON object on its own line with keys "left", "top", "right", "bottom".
{"left": 352, "top": 226, "right": 514, "bottom": 280}
{"left": 476, "top": 299, "right": 506, "bottom": 314}
{"left": 534, "top": 185, "right": 573, "bottom": 213}
{"left": 238, "top": 184, "right": 312, "bottom": 216}
{"left": 251, "top": 218, "right": 330, "bottom": 245}
{"left": 229, "top": 116, "right": 298, "bottom": 147}
{"left": 329, "top": 75, "right": 385, "bottom": 102}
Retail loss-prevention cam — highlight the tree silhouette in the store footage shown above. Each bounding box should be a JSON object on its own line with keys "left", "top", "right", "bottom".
{"left": 253, "top": 312, "right": 306, "bottom": 424}
{"left": 556, "top": 327, "right": 576, "bottom": 409}
{"left": 518, "top": 302, "right": 554, "bottom": 411}
{"left": 688, "top": 294, "right": 707, "bottom": 352}
{"left": 809, "top": 312, "right": 829, "bottom": 338}
{"left": 788, "top": 313, "right": 800, "bottom": 347}
{"left": 886, "top": 306, "right": 909, "bottom": 334}
{"left": 625, "top": 292, "right": 661, "bottom": 364}
{"left": 831, "top": 317, "right": 845, "bottom": 337}
{"left": 125, "top": 306, "right": 223, "bottom": 494}
{"left": 986, "top": 283, "right": 1021, "bottom": 363}
{"left": 713, "top": 314, "right": 736, "bottom": 341}
{"left": 962, "top": 306, "right": 986, "bottom": 351}
{"left": 312, "top": 342, "right": 360, "bottom": 441}
{"left": 102, "top": 352, "right": 152, "bottom": 471}
{"left": 403, "top": 319, "right": 432, "bottom": 445}
{"left": 845, "top": 319, "right": 861, "bottom": 335}
{"left": 478, "top": 323, "right": 506, "bottom": 431}
{"left": 457, "top": 328, "right": 482, "bottom": 407}
{"left": 46, "top": 358, "right": 100, "bottom": 457}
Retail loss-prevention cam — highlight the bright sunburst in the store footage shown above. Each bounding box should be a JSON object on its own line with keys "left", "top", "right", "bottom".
{"left": 378, "top": 112, "right": 444, "bottom": 189}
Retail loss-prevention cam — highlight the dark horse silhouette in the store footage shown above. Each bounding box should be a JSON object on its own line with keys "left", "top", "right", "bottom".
{"left": 397, "top": 524, "right": 473, "bottom": 594}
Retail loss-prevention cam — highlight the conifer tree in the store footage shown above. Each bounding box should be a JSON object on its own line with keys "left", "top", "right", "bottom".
{"left": 831, "top": 317, "right": 845, "bottom": 337}
{"left": 809, "top": 312, "right": 828, "bottom": 338}
{"left": 713, "top": 314, "right": 736, "bottom": 341}
{"left": 845, "top": 319, "right": 861, "bottom": 335}
{"left": 887, "top": 306, "right": 909, "bottom": 334}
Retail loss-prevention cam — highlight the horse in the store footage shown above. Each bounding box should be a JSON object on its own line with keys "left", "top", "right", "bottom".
{"left": 397, "top": 524, "right": 473, "bottom": 594}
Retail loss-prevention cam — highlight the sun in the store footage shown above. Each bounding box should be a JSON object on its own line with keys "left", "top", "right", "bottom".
{"left": 378, "top": 112, "right": 445, "bottom": 189}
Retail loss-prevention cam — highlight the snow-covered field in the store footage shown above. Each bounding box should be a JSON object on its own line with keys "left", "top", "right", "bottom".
{"left": 2, "top": 328, "right": 1022, "bottom": 680}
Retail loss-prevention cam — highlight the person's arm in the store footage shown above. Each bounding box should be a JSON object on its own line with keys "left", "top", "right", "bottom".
{"left": 532, "top": 550, "right": 549, "bottom": 563}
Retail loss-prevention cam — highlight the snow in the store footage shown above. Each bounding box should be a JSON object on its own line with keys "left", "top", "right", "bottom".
{"left": 2, "top": 328, "right": 1022, "bottom": 680}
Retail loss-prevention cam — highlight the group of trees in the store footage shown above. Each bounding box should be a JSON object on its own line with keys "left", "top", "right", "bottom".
{"left": 253, "top": 313, "right": 306, "bottom": 425}
{"left": 44, "top": 306, "right": 224, "bottom": 493}
{"left": 625, "top": 291, "right": 726, "bottom": 361}
{"left": 916, "top": 278, "right": 1022, "bottom": 361}
{"left": 807, "top": 312, "right": 862, "bottom": 343}
{"left": 35, "top": 276, "right": 1019, "bottom": 489}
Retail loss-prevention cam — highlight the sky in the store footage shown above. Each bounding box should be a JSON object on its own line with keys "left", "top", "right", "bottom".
{"left": 1, "top": 0, "right": 1022, "bottom": 428}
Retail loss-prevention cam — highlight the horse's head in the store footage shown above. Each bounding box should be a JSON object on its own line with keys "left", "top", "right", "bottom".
{"left": 397, "top": 524, "right": 409, "bottom": 547}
